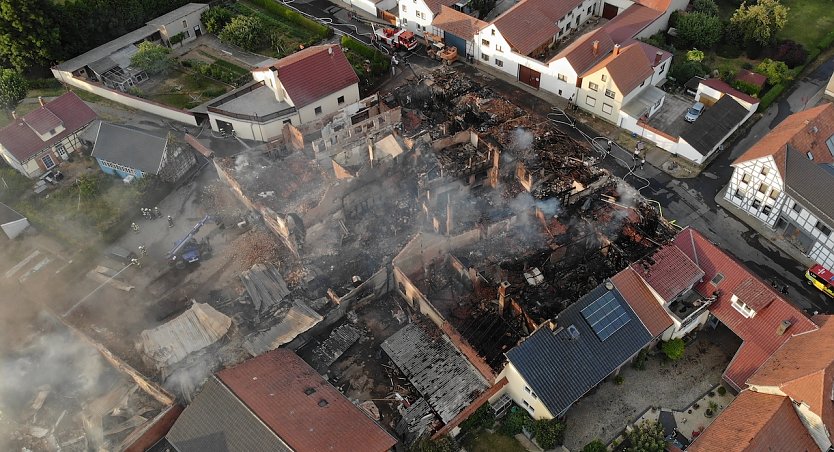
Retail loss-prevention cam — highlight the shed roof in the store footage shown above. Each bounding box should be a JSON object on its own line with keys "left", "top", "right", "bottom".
{"left": 422, "top": 0, "right": 459, "bottom": 16}
{"left": 258, "top": 45, "right": 359, "bottom": 108}
{"left": 506, "top": 282, "right": 653, "bottom": 416}
{"left": 672, "top": 228, "right": 817, "bottom": 390}
{"left": 216, "top": 349, "right": 397, "bottom": 452}
{"left": 0, "top": 92, "right": 97, "bottom": 162}
{"left": 492, "top": 0, "right": 569, "bottom": 56}
{"left": 432, "top": 5, "right": 487, "bottom": 40}
{"left": 735, "top": 69, "right": 767, "bottom": 89}
{"left": 90, "top": 122, "right": 169, "bottom": 174}
{"left": 381, "top": 322, "right": 489, "bottom": 423}
{"left": 139, "top": 302, "right": 232, "bottom": 370}
{"left": 610, "top": 267, "right": 674, "bottom": 337}
{"left": 679, "top": 95, "right": 750, "bottom": 156}
{"left": 699, "top": 78, "right": 759, "bottom": 106}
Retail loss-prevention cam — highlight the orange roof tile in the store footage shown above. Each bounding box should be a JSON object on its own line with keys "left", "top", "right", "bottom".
{"left": 672, "top": 228, "right": 817, "bottom": 390}
{"left": 217, "top": 349, "right": 397, "bottom": 452}
{"left": 735, "top": 69, "right": 766, "bottom": 89}
{"left": 493, "top": 0, "right": 572, "bottom": 56}
{"left": 432, "top": 5, "right": 487, "bottom": 39}
{"left": 733, "top": 103, "right": 834, "bottom": 177}
{"left": 635, "top": 0, "right": 673, "bottom": 11}
{"left": 423, "top": 0, "right": 458, "bottom": 15}
{"left": 631, "top": 245, "right": 704, "bottom": 303}
{"left": 610, "top": 267, "right": 674, "bottom": 337}
{"left": 688, "top": 390, "right": 818, "bottom": 452}
{"left": 582, "top": 43, "right": 655, "bottom": 95}
{"left": 604, "top": 4, "right": 663, "bottom": 44}
{"left": 551, "top": 28, "right": 615, "bottom": 74}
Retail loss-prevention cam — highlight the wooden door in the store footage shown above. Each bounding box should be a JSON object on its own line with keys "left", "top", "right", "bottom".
{"left": 518, "top": 65, "right": 541, "bottom": 89}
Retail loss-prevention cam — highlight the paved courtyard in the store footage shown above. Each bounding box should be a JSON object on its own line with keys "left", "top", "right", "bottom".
{"left": 563, "top": 335, "right": 734, "bottom": 449}
{"left": 646, "top": 94, "right": 695, "bottom": 138}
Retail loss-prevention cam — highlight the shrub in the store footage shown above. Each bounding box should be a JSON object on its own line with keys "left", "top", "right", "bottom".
{"left": 626, "top": 421, "right": 666, "bottom": 452}
{"left": 661, "top": 338, "right": 685, "bottom": 361}
{"left": 614, "top": 374, "right": 625, "bottom": 385}
{"left": 459, "top": 404, "right": 495, "bottom": 433}
{"left": 28, "top": 78, "right": 62, "bottom": 90}
{"left": 341, "top": 35, "right": 390, "bottom": 75}
{"left": 409, "top": 435, "right": 458, "bottom": 452}
{"left": 169, "top": 32, "right": 186, "bottom": 46}
{"left": 717, "top": 386, "right": 727, "bottom": 396}
{"left": 669, "top": 59, "right": 707, "bottom": 84}
{"left": 758, "top": 83, "right": 785, "bottom": 111}
{"left": 127, "top": 86, "right": 145, "bottom": 98}
{"left": 0, "top": 69, "right": 27, "bottom": 110}
{"left": 499, "top": 407, "right": 533, "bottom": 436}
{"left": 818, "top": 29, "right": 834, "bottom": 51}
{"left": 686, "top": 49, "right": 705, "bottom": 62}
{"left": 532, "top": 419, "right": 566, "bottom": 449}
{"left": 219, "top": 15, "right": 268, "bottom": 51}
{"left": 692, "top": 0, "right": 719, "bottom": 16}
{"left": 632, "top": 349, "right": 648, "bottom": 370}
{"left": 582, "top": 439, "right": 607, "bottom": 452}
{"left": 756, "top": 58, "right": 792, "bottom": 85}
{"left": 732, "top": 79, "right": 761, "bottom": 96}
{"left": 202, "top": 7, "right": 235, "bottom": 34}
{"left": 247, "top": 0, "right": 333, "bottom": 39}
{"left": 772, "top": 40, "right": 807, "bottom": 68}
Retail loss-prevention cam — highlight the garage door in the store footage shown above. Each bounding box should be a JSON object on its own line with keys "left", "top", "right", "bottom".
{"left": 602, "top": 2, "right": 618, "bottom": 19}
{"left": 519, "top": 65, "right": 541, "bottom": 89}
{"left": 444, "top": 33, "right": 467, "bottom": 57}
{"left": 699, "top": 94, "right": 719, "bottom": 107}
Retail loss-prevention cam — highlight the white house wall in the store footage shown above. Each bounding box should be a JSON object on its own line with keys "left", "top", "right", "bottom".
{"left": 296, "top": 84, "right": 361, "bottom": 124}
{"left": 495, "top": 362, "right": 555, "bottom": 420}
{"left": 601, "top": 0, "right": 637, "bottom": 14}
{"left": 158, "top": 6, "right": 208, "bottom": 45}
{"left": 399, "top": 0, "right": 435, "bottom": 35}
{"left": 634, "top": 0, "right": 689, "bottom": 39}
{"left": 208, "top": 110, "right": 299, "bottom": 142}
{"left": 782, "top": 195, "right": 834, "bottom": 269}
{"left": 352, "top": 0, "right": 379, "bottom": 16}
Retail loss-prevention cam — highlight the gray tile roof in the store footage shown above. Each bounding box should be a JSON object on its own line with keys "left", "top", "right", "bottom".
{"left": 680, "top": 96, "right": 749, "bottom": 156}
{"left": 381, "top": 322, "right": 489, "bottom": 423}
{"left": 784, "top": 147, "right": 834, "bottom": 226}
{"left": 90, "top": 122, "right": 168, "bottom": 174}
{"left": 166, "top": 377, "right": 292, "bottom": 452}
{"left": 506, "top": 282, "right": 653, "bottom": 417}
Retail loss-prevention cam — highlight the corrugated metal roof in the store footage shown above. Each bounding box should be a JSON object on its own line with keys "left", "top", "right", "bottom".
{"left": 631, "top": 245, "right": 704, "bottom": 303}
{"left": 0, "top": 92, "right": 97, "bottom": 162}
{"left": 672, "top": 228, "right": 817, "bottom": 390}
{"left": 680, "top": 95, "right": 750, "bottom": 156}
{"left": 166, "top": 377, "right": 293, "bottom": 452}
{"left": 611, "top": 267, "right": 674, "bottom": 337}
{"left": 381, "top": 322, "right": 489, "bottom": 423}
{"left": 506, "top": 282, "right": 653, "bottom": 416}
{"left": 688, "top": 390, "right": 818, "bottom": 452}
{"left": 216, "top": 349, "right": 398, "bottom": 452}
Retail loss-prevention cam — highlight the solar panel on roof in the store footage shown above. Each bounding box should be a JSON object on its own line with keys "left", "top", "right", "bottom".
{"left": 581, "top": 291, "right": 631, "bottom": 341}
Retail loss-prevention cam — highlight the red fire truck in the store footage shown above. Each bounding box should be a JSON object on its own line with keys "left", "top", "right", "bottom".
{"left": 806, "top": 264, "right": 834, "bottom": 298}
{"left": 373, "top": 27, "right": 419, "bottom": 51}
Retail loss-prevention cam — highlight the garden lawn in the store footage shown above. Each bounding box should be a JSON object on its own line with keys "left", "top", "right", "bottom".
{"left": 776, "top": 0, "right": 834, "bottom": 50}
{"left": 145, "top": 69, "right": 230, "bottom": 109}
{"left": 232, "top": 1, "right": 320, "bottom": 57}
{"left": 464, "top": 432, "right": 527, "bottom": 452}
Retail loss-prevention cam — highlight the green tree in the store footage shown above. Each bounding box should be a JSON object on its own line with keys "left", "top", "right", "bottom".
{"left": 130, "top": 41, "right": 172, "bottom": 74}
{"left": 219, "top": 15, "right": 267, "bottom": 52}
{"left": 459, "top": 404, "right": 495, "bottom": 433}
{"left": 77, "top": 174, "right": 100, "bottom": 198}
{"left": 669, "top": 59, "right": 707, "bottom": 83}
{"left": 661, "top": 338, "right": 685, "bottom": 361}
{"left": 626, "top": 421, "right": 667, "bottom": 452}
{"left": 0, "top": 0, "right": 60, "bottom": 71}
{"left": 202, "top": 6, "right": 235, "bottom": 34}
{"left": 730, "top": 0, "right": 789, "bottom": 46}
{"left": 582, "top": 439, "right": 607, "bottom": 452}
{"left": 0, "top": 68, "right": 27, "bottom": 110}
{"left": 409, "top": 435, "right": 459, "bottom": 452}
{"left": 532, "top": 419, "right": 566, "bottom": 449}
{"left": 676, "top": 12, "right": 723, "bottom": 49}
{"left": 692, "top": 0, "right": 719, "bottom": 16}
{"left": 755, "top": 58, "right": 793, "bottom": 84}
{"left": 686, "top": 49, "right": 705, "bottom": 62}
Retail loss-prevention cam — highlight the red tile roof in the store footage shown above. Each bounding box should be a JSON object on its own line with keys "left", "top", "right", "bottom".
{"left": 672, "top": 228, "right": 817, "bottom": 390}
{"left": 733, "top": 103, "right": 834, "bottom": 177}
{"left": 423, "top": 0, "right": 458, "bottom": 15}
{"left": 0, "top": 92, "right": 97, "bottom": 162}
{"left": 217, "top": 349, "right": 397, "bottom": 452}
{"left": 603, "top": 4, "right": 663, "bottom": 44}
{"left": 432, "top": 5, "right": 487, "bottom": 39}
{"left": 493, "top": 0, "right": 570, "bottom": 56}
{"left": 611, "top": 267, "right": 674, "bottom": 337}
{"left": 583, "top": 43, "right": 655, "bottom": 95}
{"left": 625, "top": 39, "right": 672, "bottom": 67}
{"left": 634, "top": 0, "right": 673, "bottom": 11}
{"left": 263, "top": 45, "right": 359, "bottom": 109}
{"left": 747, "top": 314, "right": 834, "bottom": 432}
{"left": 699, "top": 78, "right": 759, "bottom": 106}
{"left": 735, "top": 69, "right": 766, "bottom": 89}
{"left": 631, "top": 244, "right": 704, "bottom": 303}
{"left": 551, "top": 28, "right": 615, "bottom": 74}
{"left": 688, "top": 390, "right": 819, "bottom": 452}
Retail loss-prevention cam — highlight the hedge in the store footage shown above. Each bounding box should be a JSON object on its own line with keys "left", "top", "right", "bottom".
{"left": 247, "top": 0, "right": 333, "bottom": 39}
{"left": 341, "top": 35, "right": 390, "bottom": 74}
{"left": 758, "top": 83, "right": 786, "bottom": 112}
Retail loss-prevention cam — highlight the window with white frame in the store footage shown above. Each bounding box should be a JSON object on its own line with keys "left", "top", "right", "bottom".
{"left": 769, "top": 188, "right": 780, "bottom": 200}
{"left": 402, "top": 4, "right": 407, "bottom": 11}
{"left": 495, "top": 58, "right": 503, "bottom": 67}
{"left": 496, "top": 44, "right": 503, "bottom": 52}
{"left": 602, "top": 103, "right": 613, "bottom": 114}
{"left": 585, "top": 95, "right": 596, "bottom": 107}
{"left": 734, "top": 188, "right": 746, "bottom": 199}
{"left": 482, "top": 39, "right": 490, "bottom": 47}
{"left": 605, "top": 89, "right": 615, "bottom": 99}
{"left": 761, "top": 166, "right": 770, "bottom": 176}
{"left": 601, "top": 74, "right": 607, "bottom": 82}
{"left": 481, "top": 53, "right": 489, "bottom": 61}
{"left": 557, "top": 73, "right": 566, "bottom": 82}
{"left": 741, "top": 172, "right": 751, "bottom": 184}
{"left": 42, "top": 154, "right": 55, "bottom": 169}
{"left": 731, "top": 294, "right": 756, "bottom": 318}
{"left": 588, "top": 81, "right": 598, "bottom": 91}
{"left": 758, "top": 183, "right": 768, "bottom": 194}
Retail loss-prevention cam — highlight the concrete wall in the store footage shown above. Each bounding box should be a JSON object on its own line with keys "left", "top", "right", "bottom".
{"left": 208, "top": 109, "right": 299, "bottom": 142}
{"left": 296, "top": 84, "right": 361, "bottom": 124}
{"left": 51, "top": 73, "right": 198, "bottom": 126}
{"left": 158, "top": 5, "right": 208, "bottom": 44}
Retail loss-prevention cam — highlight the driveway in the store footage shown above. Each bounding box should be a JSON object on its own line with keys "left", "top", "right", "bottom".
{"left": 563, "top": 336, "right": 733, "bottom": 450}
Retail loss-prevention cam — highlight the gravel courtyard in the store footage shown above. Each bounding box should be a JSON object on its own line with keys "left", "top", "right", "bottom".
{"left": 563, "top": 335, "right": 734, "bottom": 450}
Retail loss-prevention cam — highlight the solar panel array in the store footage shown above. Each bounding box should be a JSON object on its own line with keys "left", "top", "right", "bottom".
{"left": 581, "top": 291, "right": 631, "bottom": 341}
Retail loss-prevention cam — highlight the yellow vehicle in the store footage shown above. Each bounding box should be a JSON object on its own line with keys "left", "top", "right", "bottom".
{"left": 806, "top": 264, "right": 834, "bottom": 298}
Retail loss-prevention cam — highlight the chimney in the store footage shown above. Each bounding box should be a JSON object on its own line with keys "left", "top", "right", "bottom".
{"left": 613, "top": 44, "right": 620, "bottom": 56}
{"left": 38, "top": 96, "right": 45, "bottom": 107}
{"left": 654, "top": 51, "right": 663, "bottom": 66}
{"left": 498, "top": 281, "right": 510, "bottom": 315}
{"left": 776, "top": 319, "right": 792, "bottom": 336}
{"left": 592, "top": 40, "right": 599, "bottom": 56}
{"left": 10, "top": 111, "right": 16, "bottom": 119}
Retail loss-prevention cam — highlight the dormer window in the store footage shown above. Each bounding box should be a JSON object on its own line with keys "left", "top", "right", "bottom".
{"left": 731, "top": 294, "right": 756, "bottom": 318}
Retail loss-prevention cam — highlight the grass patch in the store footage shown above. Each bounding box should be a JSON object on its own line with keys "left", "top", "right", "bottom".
{"left": 777, "top": 0, "right": 834, "bottom": 50}
{"left": 0, "top": 102, "right": 40, "bottom": 128}
{"left": 145, "top": 69, "right": 230, "bottom": 109}
{"left": 464, "top": 432, "right": 527, "bottom": 452}
{"left": 231, "top": 1, "right": 322, "bottom": 57}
